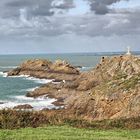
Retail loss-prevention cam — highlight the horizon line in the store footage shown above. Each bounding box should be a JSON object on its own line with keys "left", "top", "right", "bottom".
{"left": 0, "top": 51, "right": 140, "bottom": 56}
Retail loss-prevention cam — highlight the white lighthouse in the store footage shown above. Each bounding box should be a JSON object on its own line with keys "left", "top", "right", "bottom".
{"left": 126, "top": 46, "right": 131, "bottom": 55}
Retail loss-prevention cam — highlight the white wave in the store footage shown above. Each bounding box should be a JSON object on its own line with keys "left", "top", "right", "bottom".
{"left": 0, "top": 66, "right": 17, "bottom": 69}
{"left": 14, "top": 95, "right": 48, "bottom": 101}
{"left": 8, "top": 74, "right": 52, "bottom": 84}
{"left": 14, "top": 95, "right": 35, "bottom": 101}
{"left": 9, "top": 74, "right": 30, "bottom": 78}
{"left": 25, "top": 77, "right": 52, "bottom": 84}
{"left": 29, "top": 98, "right": 57, "bottom": 110}
{"left": 0, "top": 96, "right": 58, "bottom": 110}
{"left": 0, "top": 72, "right": 8, "bottom": 77}
{"left": 80, "top": 66, "right": 92, "bottom": 71}
{"left": 26, "top": 86, "right": 39, "bottom": 92}
{"left": 20, "top": 86, "right": 39, "bottom": 92}
{"left": 0, "top": 102, "right": 20, "bottom": 109}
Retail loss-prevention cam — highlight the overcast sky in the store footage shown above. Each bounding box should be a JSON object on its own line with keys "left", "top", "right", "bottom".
{"left": 0, "top": 0, "right": 140, "bottom": 54}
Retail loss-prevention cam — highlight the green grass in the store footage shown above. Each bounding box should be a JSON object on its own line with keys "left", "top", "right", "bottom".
{"left": 0, "top": 126, "right": 140, "bottom": 140}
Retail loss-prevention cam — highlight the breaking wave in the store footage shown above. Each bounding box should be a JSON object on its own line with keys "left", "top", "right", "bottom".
{"left": 0, "top": 72, "right": 8, "bottom": 77}
{"left": 0, "top": 95, "right": 58, "bottom": 110}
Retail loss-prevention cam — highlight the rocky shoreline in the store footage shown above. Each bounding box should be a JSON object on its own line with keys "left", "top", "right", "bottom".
{"left": 7, "top": 54, "right": 140, "bottom": 121}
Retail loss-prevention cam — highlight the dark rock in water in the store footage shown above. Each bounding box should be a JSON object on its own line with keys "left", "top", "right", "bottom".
{"left": 8, "top": 67, "right": 21, "bottom": 76}
{"left": 0, "top": 102, "right": 4, "bottom": 104}
{"left": 52, "top": 79, "right": 63, "bottom": 83}
{"left": 13, "top": 104, "right": 33, "bottom": 110}
{"left": 74, "top": 66, "right": 82, "bottom": 69}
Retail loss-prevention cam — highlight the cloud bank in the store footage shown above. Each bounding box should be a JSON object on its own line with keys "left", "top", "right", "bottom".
{"left": 0, "top": 0, "right": 139, "bottom": 53}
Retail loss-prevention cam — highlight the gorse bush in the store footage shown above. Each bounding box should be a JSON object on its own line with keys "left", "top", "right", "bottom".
{"left": 0, "top": 110, "right": 49, "bottom": 129}
{"left": 0, "top": 109, "right": 140, "bottom": 129}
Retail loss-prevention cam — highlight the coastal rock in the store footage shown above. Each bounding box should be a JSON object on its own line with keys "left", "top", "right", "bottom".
{"left": 8, "top": 68, "right": 21, "bottom": 76}
{"left": 8, "top": 54, "right": 140, "bottom": 121}
{"left": 13, "top": 104, "right": 33, "bottom": 110}
{"left": 20, "top": 59, "right": 52, "bottom": 71}
{"left": 49, "top": 60, "right": 79, "bottom": 74}
{"left": 0, "top": 102, "right": 4, "bottom": 104}
{"left": 73, "top": 55, "right": 140, "bottom": 91}
{"left": 7, "top": 59, "right": 80, "bottom": 81}
{"left": 28, "top": 54, "right": 140, "bottom": 120}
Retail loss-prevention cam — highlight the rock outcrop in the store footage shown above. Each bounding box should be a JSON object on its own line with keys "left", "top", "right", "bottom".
{"left": 8, "top": 54, "right": 140, "bottom": 121}
{"left": 8, "top": 59, "right": 80, "bottom": 81}
{"left": 13, "top": 104, "right": 33, "bottom": 110}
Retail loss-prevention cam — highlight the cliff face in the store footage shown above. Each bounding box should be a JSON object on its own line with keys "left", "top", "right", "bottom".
{"left": 7, "top": 54, "right": 140, "bottom": 121}
{"left": 75, "top": 55, "right": 140, "bottom": 90}
{"left": 68, "top": 55, "right": 140, "bottom": 120}
{"left": 71, "top": 55, "right": 140, "bottom": 120}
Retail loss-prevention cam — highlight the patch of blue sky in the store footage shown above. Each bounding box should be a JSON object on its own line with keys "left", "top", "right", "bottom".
{"left": 68, "top": 0, "right": 90, "bottom": 15}
{"left": 110, "top": 0, "right": 140, "bottom": 9}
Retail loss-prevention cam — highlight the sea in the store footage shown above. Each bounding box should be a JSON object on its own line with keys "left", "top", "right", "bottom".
{"left": 0, "top": 52, "right": 139, "bottom": 110}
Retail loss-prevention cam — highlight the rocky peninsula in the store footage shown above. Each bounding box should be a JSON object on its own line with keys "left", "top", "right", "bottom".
{"left": 7, "top": 54, "right": 140, "bottom": 121}
{"left": 8, "top": 59, "right": 80, "bottom": 81}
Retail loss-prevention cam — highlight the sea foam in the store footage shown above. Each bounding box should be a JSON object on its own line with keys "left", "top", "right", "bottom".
{"left": 8, "top": 74, "right": 53, "bottom": 84}
{"left": 25, "top": 77, "right": 52, "bottom": 84}
{"left": 26, "top": 87, "right": 39, "bottom": 92}
{"left": 0, "top": 95, "right": 57, "bottom": 110}
{"left": 0, "top": 72, "right": 8, "bottom": 77}
{"left": 0, "top": 66, "right": 17, "bottom": 69}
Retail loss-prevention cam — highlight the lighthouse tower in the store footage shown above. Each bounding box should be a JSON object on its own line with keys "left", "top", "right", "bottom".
{"left": 126, "top": 46, "right": 131, "bottom": 55}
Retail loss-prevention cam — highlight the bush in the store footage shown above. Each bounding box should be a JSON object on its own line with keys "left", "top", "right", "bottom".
{"left": 0, "top": 109, "right": 140, "bottom": 130}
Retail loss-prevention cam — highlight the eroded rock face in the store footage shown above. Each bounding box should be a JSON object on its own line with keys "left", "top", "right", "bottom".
{"left": 8, "top": 59, "right": 80, "bottom": 81}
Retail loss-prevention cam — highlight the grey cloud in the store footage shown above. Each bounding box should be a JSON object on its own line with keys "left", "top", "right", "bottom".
{"left": 5, "top": 0, "right": 54, "bottom": 17}
{"left": 53, "top": 0, "right": 74, "bottom": 9}
{"left": 87, "top": 0, "right": 129, "bottom": 14}
{"left": 4, "top": 0, "right": 74, "bottom": 18}
{"left": 6, "top": 0, "right": 31, "bottom": 7}
{"left": 0, "top": 0, "right": 139, "bottom": 40}
{"left": 0, "top": 9, "right": 139, "bottom": 39}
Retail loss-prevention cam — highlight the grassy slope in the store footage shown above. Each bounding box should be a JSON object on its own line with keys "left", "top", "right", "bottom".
{"left": 0, "top": 126, "right": 140, "bottom": 140}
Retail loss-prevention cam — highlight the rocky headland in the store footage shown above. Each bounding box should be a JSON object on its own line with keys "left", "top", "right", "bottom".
{"left": 7, "top": 54, "right": 140, "bottom": 121}
{"left": 8, "top": 59, "right": 80, "bottom": 81}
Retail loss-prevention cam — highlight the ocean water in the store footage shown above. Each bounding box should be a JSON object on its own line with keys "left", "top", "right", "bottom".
{"left": 0, "top": 52, "right": 139, "bottom": 110}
